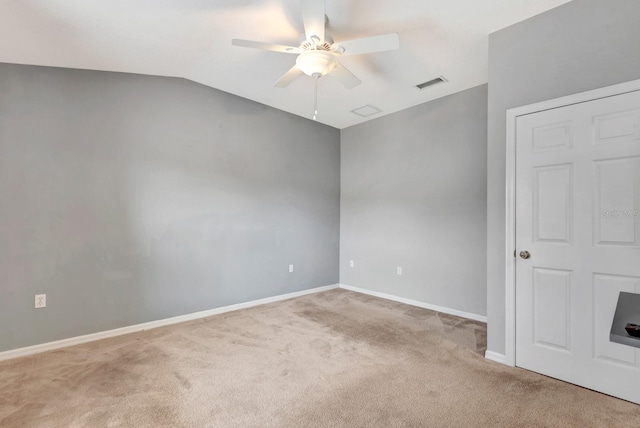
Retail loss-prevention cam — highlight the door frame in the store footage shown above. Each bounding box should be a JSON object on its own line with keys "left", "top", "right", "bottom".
{"left": 504, "top": 78, "right": 640, "bottom": 367}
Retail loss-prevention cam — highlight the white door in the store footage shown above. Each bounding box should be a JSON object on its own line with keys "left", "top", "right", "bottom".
{"left": 515, "top": 89, "right": 640, "bottom": 404}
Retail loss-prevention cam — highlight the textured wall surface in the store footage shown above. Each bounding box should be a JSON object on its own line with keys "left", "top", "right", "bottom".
{"left": 340, "top": 84, "right": 488, "bottom": 317}
{"left": 0, "top": 64, "right": 340, "bottom": 352}
{"left": 486, "top": 0, "right": 640, "bottom": 355}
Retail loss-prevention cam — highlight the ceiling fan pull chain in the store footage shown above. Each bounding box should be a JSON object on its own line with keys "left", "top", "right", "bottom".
{"left": 313, "top": 74, "right": 319, "bottom": 120}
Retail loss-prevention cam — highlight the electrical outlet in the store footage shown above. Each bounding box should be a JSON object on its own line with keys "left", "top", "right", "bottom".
{"left": 350, "top": 260, "right": 355, "bottom": 268}
{"left": 35, "top": 294, "right": 46, "bottom": 309}
{"left": 397, "top": 266, "right": 403, "bottom": 276}
{"left": 289, "top": 264, "right": 294, "bottom": 273}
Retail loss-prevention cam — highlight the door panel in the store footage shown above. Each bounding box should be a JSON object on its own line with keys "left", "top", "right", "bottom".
{"left": 516, "top": 89, "right": 640, "bottom": 404}
{"left": 532, "top": 268, "right": 572, "bottom": 350}
{"left": 593, "top": 274, "right": 640, "bottom": 366}
{"left": 593, "top": 110, "right": 640, "bottom": 145}
{"left": 533, "top": 121, "right": 573, "bottom": 152}
{"left": 594, "top": 157, "right": 640, "bottom": 246}
{"left": 534, "top": 165, "right": 573, "bottom": 243}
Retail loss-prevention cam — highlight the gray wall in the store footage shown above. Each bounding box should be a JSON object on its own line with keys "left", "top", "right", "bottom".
{"left": 487, "top": 0, "right": 640, "bottom": 355}
{"left": 341, "top": 84, "right": 488, "bottom": 317}
{"left": 0, "top": 63, "right": 340, "bottom": 352}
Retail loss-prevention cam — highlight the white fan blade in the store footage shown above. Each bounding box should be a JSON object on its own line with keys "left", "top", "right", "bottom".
{"left": 232, "top": 39, "right": 301, "bottom": 54}
{"left": 331, "top": 61, "right": 361, "bottom": 89}
{"left": 274, "top": 66, "right": 304, "bottom": 88}
{"left": 332, "top": 33, "right": 399, "bottom": 56}
{"left": 300, "top": 0, "right": 325, "bottom": 43}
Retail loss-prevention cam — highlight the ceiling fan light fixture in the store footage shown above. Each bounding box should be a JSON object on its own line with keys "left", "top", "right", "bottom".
{"left": 295, "top": 51, "right": 336, "bottom": 77}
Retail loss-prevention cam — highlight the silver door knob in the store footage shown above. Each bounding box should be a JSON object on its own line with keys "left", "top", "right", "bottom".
{"left": 519, "top": 250, "right": 531, "bottom": 259}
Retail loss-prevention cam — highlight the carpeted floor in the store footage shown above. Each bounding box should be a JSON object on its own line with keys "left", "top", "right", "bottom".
{"left": 1, "top": 289, "right": 639, "bottom": 427}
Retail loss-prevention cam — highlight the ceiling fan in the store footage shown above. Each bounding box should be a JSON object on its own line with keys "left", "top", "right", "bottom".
{"left": 231, "top": 0, "right": 400, "bottom": 90}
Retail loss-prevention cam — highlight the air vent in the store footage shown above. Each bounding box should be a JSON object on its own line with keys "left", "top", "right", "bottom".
{"left": 351, "top": 105, "right": 382, "bottom": 118}
{"left": 416, "top": 76, "right": 448, "bottom": 90}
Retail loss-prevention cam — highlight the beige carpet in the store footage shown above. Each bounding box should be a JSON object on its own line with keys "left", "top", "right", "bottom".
{"left": 1, "top": 289, "right": 639, "bottom": 427}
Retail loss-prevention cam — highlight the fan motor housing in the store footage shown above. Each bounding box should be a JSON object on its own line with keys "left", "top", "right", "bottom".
{"left": 300, "top": 41, "right": 332, "bottom": 52}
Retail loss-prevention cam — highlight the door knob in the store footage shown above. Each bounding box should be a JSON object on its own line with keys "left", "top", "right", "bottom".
{"left": 519, "top": 250, "right": 531, "bottom": 260}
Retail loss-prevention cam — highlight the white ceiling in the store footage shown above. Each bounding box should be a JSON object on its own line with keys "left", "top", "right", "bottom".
{"left": 0, "top": 0, "right": 571, "bottom": 129}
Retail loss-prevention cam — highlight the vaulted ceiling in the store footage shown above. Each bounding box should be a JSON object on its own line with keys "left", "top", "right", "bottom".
{"left": 0, "top": 0, "right": 571, "bottom": 128}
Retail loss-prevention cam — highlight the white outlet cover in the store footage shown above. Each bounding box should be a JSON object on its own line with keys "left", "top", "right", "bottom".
{"left": 397, "top": 267, "right": 403, "bottom": 276}
{"left": 289, "top": 264, "right": 294, "bottom": 273}
{"left": 35, "top": 294, "right": 46, "bottom": 309}
{"left": 350, "top": 260, "right": 355, "bottom": 268}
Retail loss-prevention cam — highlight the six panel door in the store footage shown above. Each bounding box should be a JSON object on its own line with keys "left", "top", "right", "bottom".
{"left": 515, "top": 89, "right": 640, "bottom": 404}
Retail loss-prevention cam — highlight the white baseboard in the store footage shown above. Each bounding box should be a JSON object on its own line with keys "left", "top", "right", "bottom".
{"left": 484, "top": 350, "right": 508, "bottom": 365}
{"left": 339, "top": 284, "right": 487, "bottom": 323}
{"left": 0, "top": 284, "right": 339, "bottom": 362}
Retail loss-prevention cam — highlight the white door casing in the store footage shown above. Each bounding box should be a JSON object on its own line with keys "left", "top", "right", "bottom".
{"left": 509, "top": 85, "right": 640, "bottom": 404}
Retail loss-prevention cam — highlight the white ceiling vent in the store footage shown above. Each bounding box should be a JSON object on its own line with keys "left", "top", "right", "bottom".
{"left": 416, "top": 76, "right": 448, "bottom": 90}
{"left": 351, "top": 105, "right": 382, "bottom": 117}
